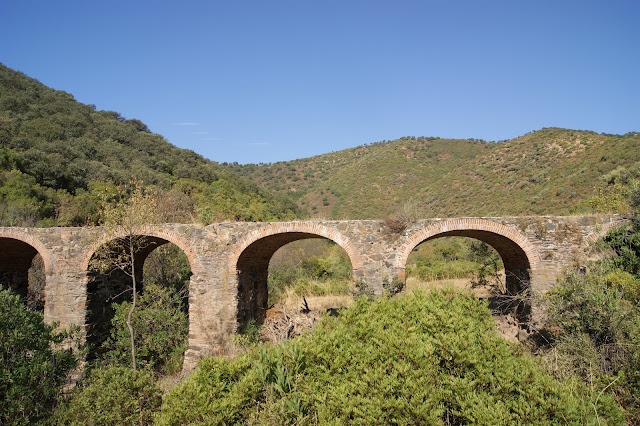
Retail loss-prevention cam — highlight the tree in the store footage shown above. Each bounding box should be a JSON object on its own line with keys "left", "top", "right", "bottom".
{"left": 0, "top": 290, "right": 77, "bottom": 424}
{"left": 90, "top": 180, "right": 159, "bottom": 371}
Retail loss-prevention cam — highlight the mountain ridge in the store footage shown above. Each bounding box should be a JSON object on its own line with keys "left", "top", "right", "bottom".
{"left": 225, "top": 128, "right": 640, "bottom": 219}
{"left": 2, "top": 62, "right": 638, "bottom": 224}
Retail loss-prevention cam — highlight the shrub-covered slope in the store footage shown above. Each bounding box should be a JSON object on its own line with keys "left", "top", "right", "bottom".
{"left": 228, "top": 130, "right": 640, "bottom": 219}
{"left": 0, "top": 63, "right": 302, "bottom": 226}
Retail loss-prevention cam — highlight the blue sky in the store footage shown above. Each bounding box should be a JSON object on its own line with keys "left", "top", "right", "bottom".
{"left": 1, "top": 1, "right": 638, "bottom": 164}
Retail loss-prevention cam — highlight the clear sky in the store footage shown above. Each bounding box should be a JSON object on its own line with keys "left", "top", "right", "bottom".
{"left": 1, "top": 1, "right": 638, "bottom": 164}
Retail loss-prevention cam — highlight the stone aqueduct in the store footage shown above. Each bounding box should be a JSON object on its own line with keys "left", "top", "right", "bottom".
{"left": 0, "top": 214, "right": 627, "bottom": 369}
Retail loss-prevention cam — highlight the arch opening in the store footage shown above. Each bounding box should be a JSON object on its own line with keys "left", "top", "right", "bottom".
{"left": 85, "top": 235, "right": 192, "bottom": 371}
{"left": 406, "top": 236, "right": 504, "bottom": 288}
{"left": 402, "top": 229, "right": 533, "bottom": 322}
{"left": 0, "top": 237, "right": 46, "bottom": 312}
{"left": 234, "top": 232, "right": 356, "bottom": 330}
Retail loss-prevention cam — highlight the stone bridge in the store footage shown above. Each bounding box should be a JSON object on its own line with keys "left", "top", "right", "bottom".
{"left": 0, "top": 215, "right": 627, "bottom": 369}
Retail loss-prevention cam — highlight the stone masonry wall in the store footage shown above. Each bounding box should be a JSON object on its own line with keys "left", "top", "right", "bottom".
{"left": 0, "top": 214, "right": 627, "bottom": 369}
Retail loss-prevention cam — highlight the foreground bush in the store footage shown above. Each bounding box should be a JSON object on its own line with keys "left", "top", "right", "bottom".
{"left": 158, "top": 291, "right": 622, "bottom": 424}
{"left": 0, "top": 290, "right": 77, "bottom": 425}
{"left": 55, "top": 366, "right": 162, "bottom": 425}
{"left": 544, "top": 270, "right": 640, "bottom": 423}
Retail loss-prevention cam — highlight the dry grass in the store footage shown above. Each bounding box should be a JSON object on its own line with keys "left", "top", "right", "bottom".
{"left": 405, "top": 276, "right": 489, "bottom": 298}
{"left": 276, "top": 287, "right": 354, "bottom": 312}
{"left": 157, "top": 373, "right": 188, "bottom": 393}
{"left": 260, "top": 288, "right": 355, "bottom": 344}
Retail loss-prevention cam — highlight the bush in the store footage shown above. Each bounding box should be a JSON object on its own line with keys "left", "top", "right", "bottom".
{"left": 542, "top": 212, "right": 640, "bottom": 423}
{"left": 157, "top": 291, "right": 622, "bottom": 424}
{"left": 0, "top": 290, "right": 77, "bottom": 425}
{"left": 102, "top": 283, "right": 188, "bottom": 374}
{"left": 544, "top": 271, "right": 640, "bottom": 422}
{"left": 55, "top": 366, "right": 162, "bottom": 425}
{"left": 597, "top": 219, "right": 640, "bottom": 279}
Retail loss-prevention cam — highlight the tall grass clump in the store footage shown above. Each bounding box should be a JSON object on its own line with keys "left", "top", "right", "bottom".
{"left": 157, "top": 290, "right": 622, "bottom": 424}
{"left": 54, "top": 366, "right": 162, "bottom": 425}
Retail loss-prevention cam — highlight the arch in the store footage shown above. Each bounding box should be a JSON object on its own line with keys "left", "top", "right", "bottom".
{"left": 0, "top": 228, "right": 53, "bottom": 274}
{"left": 228, "top": 222, "right": 363, "bottom": 274}
{"left": 584, "top": 219, "right": 631, "bottom": 247}
{"left": 80, "top": 225, "right": 200, "bottom": 275}
{"left": 81, "top": 225, "right": 197, "bottom": 361}
{"left": 228, "top": 222, "right": 363, "bottom": 326}
{"left": 396, "top": 218, "right": 540, "bottom": 271}
{"left": 397, "top": 219, "right": 540, "bottom": 305}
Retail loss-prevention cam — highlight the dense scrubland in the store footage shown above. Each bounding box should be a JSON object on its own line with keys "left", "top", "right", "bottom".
{"left": 2, "top": 63, "right": 640, "bottom": 424}
{"left": 0, "top": 64, "right": 301, "bottom": 227}
{"left": 226, "top": 129, "right": 640, "bottom": 219}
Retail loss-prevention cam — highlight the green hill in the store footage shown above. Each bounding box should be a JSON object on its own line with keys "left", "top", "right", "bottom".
{"left": 227, "top": 130, "right": 640, "bottom": 219}
{"left": 0, "top": 64, "right": 302, "bottom": 226}
{"left": 3, "top": 61, "right": 638, "bottom": 224}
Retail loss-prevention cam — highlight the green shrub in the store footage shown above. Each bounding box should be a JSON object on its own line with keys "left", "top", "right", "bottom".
{"left": 544, "top": 271, "right": 640, "bottom": 422}
{"left": 55, "top": 366, "right": 162, "bottom": 425}
{"left": 542, "top": 213, "right": 640, "bottom": 423}
{"left": 602, "top": 269, "right": 640, "bottom": 304}
{"left": 102, "top": 283, "right": 188, "bottom": 374}
{"left": 597, "top": 219, "right": 640, "bottom": 279}
{"left": 0, "top": 290, "right": 77, "bottom": 425}
{"left": 158, "top": 291, "right": 623, "bottom": 424}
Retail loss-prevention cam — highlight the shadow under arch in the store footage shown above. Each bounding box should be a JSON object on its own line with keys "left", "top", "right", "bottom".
{"left": 0, "top": 229, "right": 52, "bottom": 311}
{"left": 397, "top": 219, "right": 540, "bottom": 302}
{"left": 228, "top": 222, "right": 363, "bottom": 327}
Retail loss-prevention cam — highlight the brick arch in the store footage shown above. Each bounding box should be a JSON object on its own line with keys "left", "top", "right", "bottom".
{"left": 396, "top": 218, "right": 541, "bottom": 271}
{"left": 228, "top": 222, "right": 363, "bottom": 274}
{"left": 229, "top": 222, "right": 363, "bottom": 327}
{"left": 80, "top": 225, "right": 200, "bottom": 274}
{"left": 0, "top": 228, "right": 53, "bottom": 274}
{"left": 585, "top": 219, "right": 631, "bottom": 247}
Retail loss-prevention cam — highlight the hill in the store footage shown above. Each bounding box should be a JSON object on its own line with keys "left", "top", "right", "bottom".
{"left": 3, "top": 61, "right": 638, "bottom": 224}
{"left": 0, "top": 63, "right": 302, "bottom": 226}
{"left": 226, "top": 129, "right": 640, "bottom": 219}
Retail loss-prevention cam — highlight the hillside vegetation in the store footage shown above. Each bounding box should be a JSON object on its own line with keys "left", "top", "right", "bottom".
{"left": 0, "top": 63, "right": 302, "bottom": 226}
{"left": 227, "top": 130, "right": 640, "bottom": 219}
